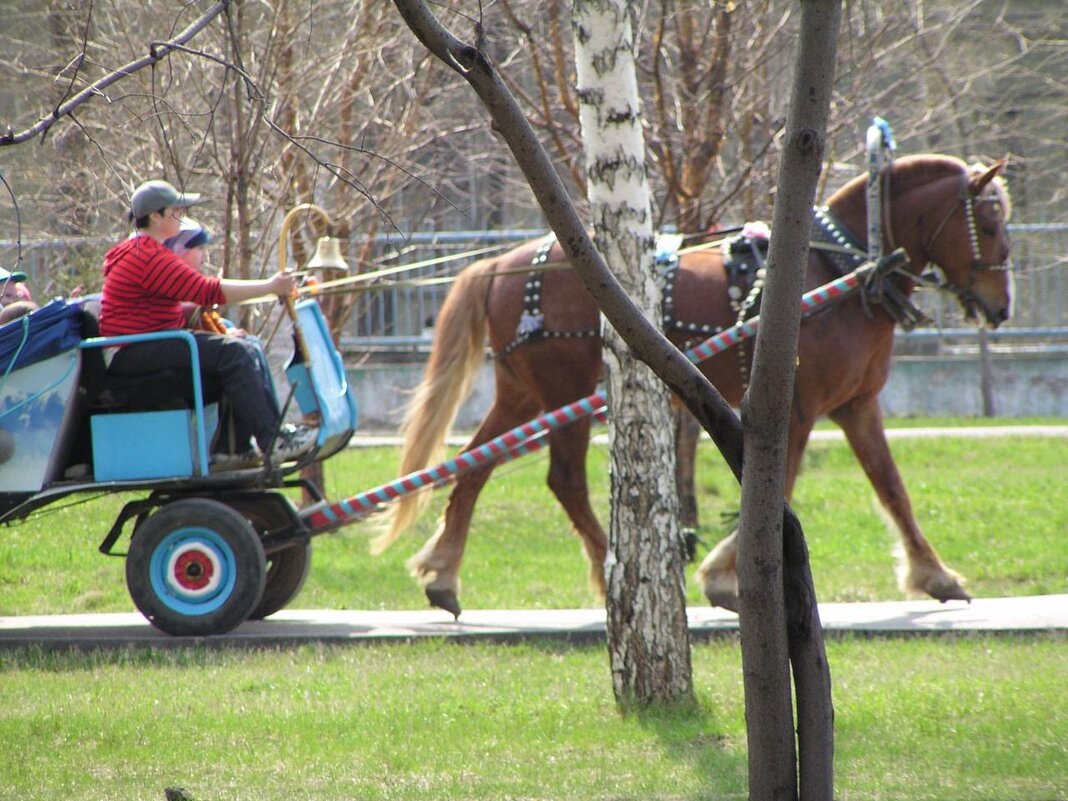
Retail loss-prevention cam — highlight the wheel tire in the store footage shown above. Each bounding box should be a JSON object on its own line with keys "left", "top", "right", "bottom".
{"left": 250, "top": 543, "right": 312, "bottom": 620}
{"left": 126, "top": 498, "right": 266, "bottom": 636}
{"left": 229, "top": 500, "right": 313, "bottom": 621}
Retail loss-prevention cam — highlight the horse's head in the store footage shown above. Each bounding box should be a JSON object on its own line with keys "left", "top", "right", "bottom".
{"left": 915, "top": 158, "right": 1014, "bottom": 329}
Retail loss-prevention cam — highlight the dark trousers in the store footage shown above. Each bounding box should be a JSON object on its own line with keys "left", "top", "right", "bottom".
{"left": 108, "top": 331, "right": 280, "bottom": 452}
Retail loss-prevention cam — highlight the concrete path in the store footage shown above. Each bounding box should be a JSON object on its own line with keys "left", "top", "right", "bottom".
{"left": 350, "top": 425, "right": 1068, "bottom": 449}
{"left": 1, "top": 594, "right": 1064, "bottom": 650}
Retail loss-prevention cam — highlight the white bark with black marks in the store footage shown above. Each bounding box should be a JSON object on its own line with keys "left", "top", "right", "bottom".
{"left": 573, "top": 0, "right": 692, "bottom": 706}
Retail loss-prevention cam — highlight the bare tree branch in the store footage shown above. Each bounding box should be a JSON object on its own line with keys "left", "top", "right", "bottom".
{"left": 0, "top": 0, "right": 231, "bottom": 147}
{"left": 390, "top": 0, "right": 745, "bottom": 477}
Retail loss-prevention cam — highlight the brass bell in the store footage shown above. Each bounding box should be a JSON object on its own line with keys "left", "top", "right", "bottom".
{"left": 307, "top": 236, "right": 350, "bottom": 273}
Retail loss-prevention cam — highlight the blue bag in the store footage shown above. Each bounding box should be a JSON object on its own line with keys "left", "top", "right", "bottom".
{"left": 0, "top": 300, "right": 84, "bottom": 375}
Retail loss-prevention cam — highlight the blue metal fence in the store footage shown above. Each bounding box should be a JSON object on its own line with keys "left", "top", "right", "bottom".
{"left": 341, "top": 223, "right": 1068, "bottom": 348}
{"left": 3, "top": 223, "right": 1065, "bottom": 347}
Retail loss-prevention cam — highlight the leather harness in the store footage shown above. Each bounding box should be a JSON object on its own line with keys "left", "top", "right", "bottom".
{"left": 493, "top": 209, "right": 913, "bottom": 361}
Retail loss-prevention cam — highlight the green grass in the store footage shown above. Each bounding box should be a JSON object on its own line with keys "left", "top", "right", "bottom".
{"left": 0, "top": 426, "right": 1065, "bottom": 615}
{"left": 0, "top": 635, "right": 1064, "bottom": 801}
{"left": 0, "top": 422, "right": 1065, "bottom": 800}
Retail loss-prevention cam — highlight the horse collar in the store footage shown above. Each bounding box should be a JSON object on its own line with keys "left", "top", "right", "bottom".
{"left": 811, "top": 207, "right": 868, "bottom": 276}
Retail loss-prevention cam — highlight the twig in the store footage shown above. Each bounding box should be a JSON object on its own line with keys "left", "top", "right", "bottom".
{"left": 0, "top": 1, "right": 232, "bottom": 147}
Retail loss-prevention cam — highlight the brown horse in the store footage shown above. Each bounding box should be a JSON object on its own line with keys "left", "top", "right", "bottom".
{"left": 374, "top": 154, "right": 1013, "bottom": 617}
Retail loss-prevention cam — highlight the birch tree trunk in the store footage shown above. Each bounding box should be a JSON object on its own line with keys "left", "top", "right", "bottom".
{"left": 572, "top": 0, "right": 692, "bottom": 706}
{"left": 738, "top": 1, "right": 840, "bottom": 799}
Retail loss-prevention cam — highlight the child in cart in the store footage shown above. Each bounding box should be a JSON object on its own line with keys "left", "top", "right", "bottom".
{"left": 164, "top": 216, "right": 243, "bottom": 336}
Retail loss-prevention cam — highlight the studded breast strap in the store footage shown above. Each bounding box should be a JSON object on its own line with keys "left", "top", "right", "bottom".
{"left": 494, "top": 237, "right": 601, "bottom": 360}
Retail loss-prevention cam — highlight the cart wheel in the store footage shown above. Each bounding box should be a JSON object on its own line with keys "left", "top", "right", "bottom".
{"left": 250, "top": 542, "right": 312, "bottom": 620}
{"left": 126, "top": 498, "right": 266, "bottom": 636}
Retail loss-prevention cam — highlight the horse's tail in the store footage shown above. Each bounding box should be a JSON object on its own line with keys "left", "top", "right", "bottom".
{"left": 370, "top": 257, "right": 495, "bottom": 554}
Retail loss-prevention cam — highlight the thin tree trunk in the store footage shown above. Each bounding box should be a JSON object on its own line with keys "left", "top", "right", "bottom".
{"left": 978, "top": 327, "right": 996, "bottom": 417}
{"left": 573, "top": 0, "right": 692, "bottom": 706}
{"left": 738, "top": 2, "right": 840, "bottom": 799}
{"left": 390, "top": 8, "right": 831, "bottom": 767}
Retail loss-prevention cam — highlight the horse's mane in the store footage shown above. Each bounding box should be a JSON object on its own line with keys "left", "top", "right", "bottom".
{"left": 829, "top": 154, "right": 968, "bottom": 205}
{"left": 829, "top": 154, "right": 1012, "bottom": 219}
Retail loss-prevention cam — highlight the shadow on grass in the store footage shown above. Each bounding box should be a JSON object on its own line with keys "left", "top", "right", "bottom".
{"left": 628, "top": 693, "right": 748, "bottom": 800}
{"left": 518, "top": 638, "right": 748, "bottom": 800}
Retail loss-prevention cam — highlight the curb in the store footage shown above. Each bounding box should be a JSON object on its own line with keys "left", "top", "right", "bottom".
{"left": 1, "top": 594, "right": 1064, "bottom": 651}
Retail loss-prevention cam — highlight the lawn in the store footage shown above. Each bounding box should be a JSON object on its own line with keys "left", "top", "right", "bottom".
{"left": 0, "top": 423, "right": 1064, "bottom": 800}
{"left": 1, "top": 424, "right": 1063, "bottom": 615}
{"left": 0, "top": 634, "right": 1064, "bottom": 801}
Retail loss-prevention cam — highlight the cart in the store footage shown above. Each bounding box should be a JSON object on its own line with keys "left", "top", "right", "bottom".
{"left": 0, "top": 296, "right": 357, "bottom": 637}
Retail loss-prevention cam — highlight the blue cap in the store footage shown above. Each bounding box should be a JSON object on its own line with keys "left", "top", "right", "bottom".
{"left": 163, "top": 217, "right": 211, "bottom": 256}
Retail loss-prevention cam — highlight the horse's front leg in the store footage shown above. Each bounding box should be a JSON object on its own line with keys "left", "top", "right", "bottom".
{"left": 829, "top": 396, "right": 971, "bottom": 603}
{"left": 407, "top": 399, "right": 536, "bottom": 618}
{"left": 695, "top": 414, "right": 815, "bottom": 613}
{"left": 694, "top": 529, "right": 739, "bottom": 611}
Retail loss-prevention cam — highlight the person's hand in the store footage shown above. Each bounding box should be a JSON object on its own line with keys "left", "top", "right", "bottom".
{"left": 180, "top": 301, "right": 200, "bottom": 326}
{"left": 268, "top": 270, "right": 298, "bottom": 299}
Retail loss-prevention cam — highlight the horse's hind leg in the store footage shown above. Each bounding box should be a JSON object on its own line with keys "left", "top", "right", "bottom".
{"left": 829, "top": 396, "right": 971, "bottom": 602}
{"left": 545, "top": 416, "right": 608, "bottom": 598}
{"left": 675, "top": 407, "right": 702, "bottom": 532}
{"left": 407, "top": 396, "right": 539, "bottom": 617}
{"left": 695, "top": 416, "right": 814, "bottom": 613}
{"left": 407, "top": 469, "right": 491, "bottom": 618}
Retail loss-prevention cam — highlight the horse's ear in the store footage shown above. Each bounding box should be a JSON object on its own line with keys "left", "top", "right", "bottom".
{"left": 970, "top": 157, "right": 1008, "bottom": 193}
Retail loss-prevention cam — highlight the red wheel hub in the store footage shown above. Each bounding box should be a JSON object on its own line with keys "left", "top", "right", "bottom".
{"left": 173, "top": 550, "right": 215, "bottom": 590}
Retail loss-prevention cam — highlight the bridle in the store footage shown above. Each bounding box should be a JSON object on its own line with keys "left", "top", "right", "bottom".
{"left": 855, "top": 165, "right": 1012, "bottom": 328}
{"left": 922, "top": 172, "right": 1013, "bottom": 283}
{"left": 902, "top": 170, "right": 1012, "bottom": 327}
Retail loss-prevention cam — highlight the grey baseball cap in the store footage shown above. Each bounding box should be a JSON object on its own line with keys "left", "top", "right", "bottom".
{"left": 129, "top": 179, "right": 204, "bottom": 219}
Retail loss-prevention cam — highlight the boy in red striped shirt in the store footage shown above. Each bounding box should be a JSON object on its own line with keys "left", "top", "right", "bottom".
{"left": 100, "top": 179, "right": 316, "bottom": 466}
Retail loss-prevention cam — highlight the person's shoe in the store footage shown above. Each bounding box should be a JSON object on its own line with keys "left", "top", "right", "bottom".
{"left": 210, "top": 450, "right": 262, "bottom": 472}
{"left": 270, "top": 423, "right": 318, "bottom": 462}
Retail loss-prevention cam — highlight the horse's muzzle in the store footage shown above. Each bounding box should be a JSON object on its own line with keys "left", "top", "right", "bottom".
{"left": 967, "top": 297, "right": 1011, "bottom": 330}
{"left": 987, "top": 305, "right": 1011, "bottom": 329}
{"left": 956, "top": 286, "right": 1004, "bottom": 329}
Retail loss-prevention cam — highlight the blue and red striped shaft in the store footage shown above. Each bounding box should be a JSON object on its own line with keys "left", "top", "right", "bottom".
{"left": 301, "top": 266, "right": 866, "bottom": 533}
{"left": 302, "top": 396, "right": 609, "bottom": 531}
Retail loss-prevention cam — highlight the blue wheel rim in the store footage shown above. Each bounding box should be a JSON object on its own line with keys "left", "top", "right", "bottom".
{"left": 148, "top": 527, "right": 239, "bottom": 616}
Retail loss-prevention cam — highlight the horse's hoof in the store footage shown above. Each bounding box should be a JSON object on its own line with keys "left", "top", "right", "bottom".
{"left": 682, "top": 529, "right": 703, "bottom": 563}
{"left": 920, "top": 570, "right": 972, "bottom": 604}
{"left": 701, "top": 575, "right": 740, "bottom": 614}
{"left": 932, "top": 582, "right": 972, "bottom": 604}
{"left": 706, "top": 592, "right": 740, "bottom": 614}
{"left": 426, "top": 587, "right": 462, "bottom": 619}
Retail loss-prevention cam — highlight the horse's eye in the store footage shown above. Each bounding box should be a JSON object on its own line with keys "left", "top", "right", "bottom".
{"left": 976, "top": 199, "right": 1003, "bottom": 237}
